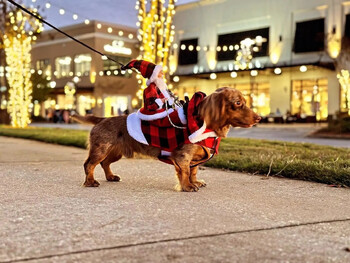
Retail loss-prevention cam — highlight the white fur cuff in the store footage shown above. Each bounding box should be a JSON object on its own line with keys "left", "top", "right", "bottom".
{"left": 161, "top": 150, "right": 172, "bottom": 156}
{"left": 155, "top": 98, "right": 163, "bottom": 109}
{"left": 137, "top": 108, "right": 174, "bottom": 121}
{"left": 177, "top": 107, "right": 187, "bottom": 125}
{"left": 188, "top": 121, "right": 217, "bottom": 143}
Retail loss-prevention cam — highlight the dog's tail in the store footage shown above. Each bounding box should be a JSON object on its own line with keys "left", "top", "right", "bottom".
{"left": 71, "top": 114, "right": 105, "bottom": 125}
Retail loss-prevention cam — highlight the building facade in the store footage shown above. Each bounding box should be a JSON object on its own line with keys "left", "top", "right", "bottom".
{"left": 171, "top": 0, "right": 350, "bottom": 121}
{"left": 31, "top": 21, "right": 140, "bottom": 118}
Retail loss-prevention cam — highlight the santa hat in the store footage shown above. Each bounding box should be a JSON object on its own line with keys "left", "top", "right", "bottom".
{"left": 121, "top": 59, "right": 162, "bottom": 85}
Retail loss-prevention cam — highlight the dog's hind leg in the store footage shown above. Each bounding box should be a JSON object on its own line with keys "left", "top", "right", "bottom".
{"left": 83, "top": 144, "right": 112, "bottom": 187}
{"left": 100, "top": 148, "right": 122, "bottom": 182}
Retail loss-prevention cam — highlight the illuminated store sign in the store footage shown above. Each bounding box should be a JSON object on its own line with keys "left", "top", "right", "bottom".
{"left": 104, "top": 41, "right": 132, "bottom": 55}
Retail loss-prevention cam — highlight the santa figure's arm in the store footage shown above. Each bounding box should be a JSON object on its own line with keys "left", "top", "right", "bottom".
{"left": 144, "top": 83, "right": 164, "bottom": 111}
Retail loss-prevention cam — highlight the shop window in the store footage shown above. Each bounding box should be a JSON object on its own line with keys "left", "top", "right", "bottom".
{"left": 77, "top": 95, "right": 94, "bottom": 115}
{"left": 74, "top": 54, "right": 91, "bottom": 77}
{"left": 35, "top": 59, "right": 51, "bottom": 78}
{"left": 222, "top": 82, "right": 270, "bottom": 116}
{"left": 178, "top": 38, "right": 198, "bottom": 65}
{"left": 103, "top": 55, "right": 131, "bottom": 77}
{"left": 104, "top": 95, "right": 129, "bottom": 117}
{"left": 291, "top": 79, "right": 328, "bottom": 120}
{"left": 57, "top": 94, "right": 75, "bottom": 110}
{"left": 55, "top": 56, "right": 72, "bottom": 78}
{"left": 345, "top": 14, "right": 350, "bottom": 39}
{"left": 176, "top": 85, "right": 197, "bottom": 101}
{"left": 217, "top": 28, "right": 269, "bottom": 61}
{"left": 294, "top": 18, "right": 325, "bottom": 53}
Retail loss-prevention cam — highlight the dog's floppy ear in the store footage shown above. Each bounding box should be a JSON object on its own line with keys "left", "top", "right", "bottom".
{"left": 199, "top": 88, "right": 227, "bottom": 131}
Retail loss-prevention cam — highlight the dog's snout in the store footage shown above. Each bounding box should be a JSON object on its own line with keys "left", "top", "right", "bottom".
{"left": 255, "top": 115, "right": 262, "bottom": 122}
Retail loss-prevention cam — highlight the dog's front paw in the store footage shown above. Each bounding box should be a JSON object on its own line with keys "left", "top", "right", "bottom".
{"left": 106, "top": 175, "right": 121, "bottom": 182}
{"left": 83, "top": 179, "right": 100, "bottom": 187}
{"left": 193, "top": 179, "right": 207, "bottom": 188}
{"left": 181, "top": 183, "right": 199, "bottom": 192}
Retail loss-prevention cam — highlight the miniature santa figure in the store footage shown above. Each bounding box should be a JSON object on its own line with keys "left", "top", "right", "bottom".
{"left": 121, "top": 60, "right": 186, "bottom": 127}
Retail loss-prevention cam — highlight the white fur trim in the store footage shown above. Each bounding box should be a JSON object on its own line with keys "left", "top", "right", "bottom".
{"left": 188, "top": 121, "right": 207, "bottom": 143}
{"left": 165, "top": 95, "right": 174, "bottom": 105}
{"left": 177, "top": 107, "right": 187, "bottom": 125}
{"left": 126, "top": 113, "right": 148, "bottom": 145}
{"left": 161, "top": 150, "right": 172, "bottom": 156}
{"left": 136, "top": 108, "right": 174, "bottom": 121}
{"left": 146, "top": 65, "right": 163, "bottom": 86}
{"left": 191, "top": 131, "right": 217, "bottom": 143}
{"left": 155, "top": 98, "right": 163, "bottom": 108}
{"left": 188, "top": 121, "right": 218, "bottom": 143}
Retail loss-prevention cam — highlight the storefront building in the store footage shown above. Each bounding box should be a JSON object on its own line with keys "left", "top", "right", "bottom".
{"left": 31, "top": 21, "right": 139, "bottom": 118}
{"left": 171, "top": 0, "right": 350, "bottom": 121}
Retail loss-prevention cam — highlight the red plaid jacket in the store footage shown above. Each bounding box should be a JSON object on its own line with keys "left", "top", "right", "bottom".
{"left": 141, "top": 92, "right": 221, "bottom": 156}
{"left": 140, "top": 83, "right": 166, "bottom": 115}
{"left": 137, "top": 82, "right": 184, "bottom": 127}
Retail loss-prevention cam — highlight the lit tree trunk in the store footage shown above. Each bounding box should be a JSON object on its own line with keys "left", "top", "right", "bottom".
{"left": 0, "top": 2, "right": 43, "bottom": 127}
{"left": 335, "top": 37, "right": 350, "bottom": 115}
{"left": 136, "top": 0, "right": 176, "bottom": 99}
{"left": 4, "top": 36, "right": 32, "bottom": 127}
{"left": 0, "top": 1, "right": 9, "bottom": 120}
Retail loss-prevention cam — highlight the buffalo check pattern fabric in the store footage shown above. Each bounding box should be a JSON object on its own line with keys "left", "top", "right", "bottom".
{"left": 139, "top": 91, "right": 221, "bottom": 154}
{"left": 121, "top": 59, "right": 156, "bottom": 79}
{"left": 141, "top": 120, "right": 188, "bottom": 152}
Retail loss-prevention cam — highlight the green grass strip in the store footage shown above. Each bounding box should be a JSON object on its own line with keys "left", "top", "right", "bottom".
{"left": 206, "top": 138, "right": 350, "bottom": 187}
{"left": 0, "top": 125, "right": 89, "bottom": 149}
{"left": 1, "top": 125, "right": 349, "bottom": 187}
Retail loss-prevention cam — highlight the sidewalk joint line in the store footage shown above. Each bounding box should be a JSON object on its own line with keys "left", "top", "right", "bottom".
{"left": 2, "top": 217, "right": 350, "bottom": 263}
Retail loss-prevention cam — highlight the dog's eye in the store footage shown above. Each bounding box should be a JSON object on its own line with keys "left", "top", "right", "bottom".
{"left": 235, "top": 101, "right": 241, "bottom": 106}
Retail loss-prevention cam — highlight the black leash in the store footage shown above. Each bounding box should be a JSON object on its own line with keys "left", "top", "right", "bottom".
{"left": 6, "top": 0, "right": 125, "bottom": 67}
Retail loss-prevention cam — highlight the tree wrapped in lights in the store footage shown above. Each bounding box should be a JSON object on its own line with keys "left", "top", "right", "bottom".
{"left": 334, "top": 35, "right": 350, "bottom": 115}
{"left": 0, "top": 1, "right": 43, "bottom": 127}
{"left": 135, "top": 0, "right": 176, "bottom": 99}
{"left": 337, "top": 70, "right": 350, "bottom": 115}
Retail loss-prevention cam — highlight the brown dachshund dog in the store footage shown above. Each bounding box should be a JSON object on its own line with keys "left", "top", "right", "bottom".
{"left": 72, "top": 87, "right": 261, "bottom": 192}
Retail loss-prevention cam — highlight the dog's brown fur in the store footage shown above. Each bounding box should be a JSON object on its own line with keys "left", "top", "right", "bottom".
{"left": 72, "top": 87, "right": 261, "bottom": 192}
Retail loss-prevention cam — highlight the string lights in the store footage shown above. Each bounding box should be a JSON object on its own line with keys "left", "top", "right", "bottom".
{"left": 29, "top": 0, "right": 91, "bottom": 25}
{"left": 31, "top": 0, "right": 135, "bottom": 39}
{"left": 28, "top": 0, "right": 135, "bottom": 39}
{"left": 135, "top": 0, "right": 177, "bottom": 100}
{"left": 175, "top": 35, "right": 267, "bottom": 70}
{"left": 16, "top": 0, "right": 136, "bottom": 85}
{"left": 1, "top": 5, "right": 43, "bottom": 128}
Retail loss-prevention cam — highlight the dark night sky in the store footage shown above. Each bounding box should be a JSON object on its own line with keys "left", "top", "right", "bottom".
{"left": 22, "top": 0, "right": 198, "bottom": 28}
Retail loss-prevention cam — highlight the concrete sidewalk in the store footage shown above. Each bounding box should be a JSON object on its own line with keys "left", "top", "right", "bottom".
{"left": 0, "top": 136, "right": 350, "bottom": 262}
